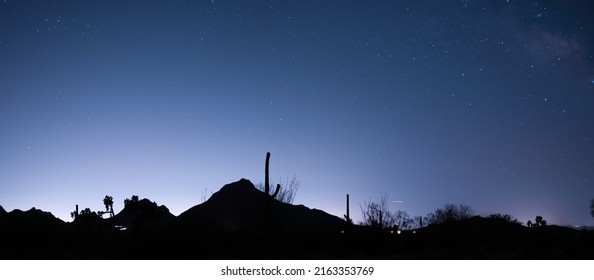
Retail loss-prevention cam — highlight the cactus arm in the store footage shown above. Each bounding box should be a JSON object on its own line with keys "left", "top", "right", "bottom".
{"left": 265, "top": 152, "right": 271, "bottom": 195}
{"left": 272, "top": 183, "right": 280, "bottom": 199}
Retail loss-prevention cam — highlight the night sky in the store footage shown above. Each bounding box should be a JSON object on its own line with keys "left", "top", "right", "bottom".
{"left": 1, "top": 0, "right": 593, "bottom": 226}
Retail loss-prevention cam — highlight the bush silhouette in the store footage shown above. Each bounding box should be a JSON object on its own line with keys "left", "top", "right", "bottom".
{"left": 256, "top": 152, "right": 300, "bottom": 204}
{"left": 360, "top": 193, "right": 396, "bottom": 229}
{"left": 124, "top": 195, "right": 140, "bottom": 208}
{"left": 485, "top": 213, "right": 521, "bottom": 224}
{"left": 535, "top": 215, "right": 547, "bottom": 226}
{"left": 527, "top": 215, "right": 547, "bottom": 227}
{"left": 393, "top": 210, "right": 414, "bottom": 230}
{"left": 256, "top": 175, "right": 301, "bottom": 204}
{"left": 426, "top": 203, "right": 474, "bottom": 225}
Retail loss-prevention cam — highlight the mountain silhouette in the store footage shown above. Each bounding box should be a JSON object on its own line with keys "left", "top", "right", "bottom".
{"left": 3, "top": 207, "right": 67, "bottom": 232}
{"left": 177, "top": 178, "right": 343, "bottom": 233}
{"left": 111, "top": 198, "right": 175, "bottom": 235}
{"left": 0, "top": 206, "right": 5, "bottom": 226}
{"left": 2, "top": 179, "right": 594, "bottom": 259}
{"left": 170, "top": 178, "right": 347, "bottom": 258}
{"left": 0, "top": 207, "right": 70, "bottom": 259}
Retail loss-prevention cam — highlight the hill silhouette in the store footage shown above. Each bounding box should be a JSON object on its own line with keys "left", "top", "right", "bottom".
{"left": 399, "top": 216, "right": 594, "bottom": 259}
{"left": 111, "top": 198, "right": 175, "bottom": 235}
{"left": 0, "top": 207, "right": 71, "bottom": 258}
{"left": 1, "top": 178, "right": 594, "bottom": 259}
{"left": 177, "top": 178, "right": 343, "bottom": 233}
{"left": 171, "top": 179, "right": 346, "bottom": 258}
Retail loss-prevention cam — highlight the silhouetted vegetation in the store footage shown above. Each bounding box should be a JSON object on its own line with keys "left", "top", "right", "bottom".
{"left": 426, "top": 203, "right": 475, "bottom": 225}
{"left": 256, "top": 152, "right": 300, "bottom": 204}
{"left": 273, "top": 175, "right": 300, "bottom": 204}
{"left": 256, "top": 175, "right": 301, "bottom": 204}
{"left": 412, "top": 215, "right": 428, "bottom": 229}
{"left": 344, "top": 194, "right": 353, "bottom": 224}
{"left": 358, "top": 194, "right": 415, "bottom": 230}
{"left": 485, "top": 213, "right": 522, "bottom": 224}
{"left": 201, "top": 188, "right": 213, "bottom": 203}
{"left": 77, "top": 207, "right": 98, "bottom": 218}
{"left": 124, "top": 195, "right": 139, "bottom": 208}
{"left": 103, "top": 196, "right": 113, "bottom": 212}
{"left": 527, "top": 215, "right": 547, "bottom": 227}
{"left": 70, "top": 205, "right": 79, "bottom": 220}
{"left": 393, "top": 210, "right": 414, "bottom": 230}
{"left": 101, "top": 195, "right": 114, "bottom": 218}
{"left": 3, "top": 179, "right": 594, "bottom": 259}
{"left": 360, "top": 193, "right": 397, "bottom": 229}
{"left": 263, "top": 152, "right": 281, "bottom": 199}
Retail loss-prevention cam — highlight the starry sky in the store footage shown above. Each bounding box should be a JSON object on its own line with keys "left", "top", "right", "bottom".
{"left": 1, "top": 0, "right": 593, "bottom": 226}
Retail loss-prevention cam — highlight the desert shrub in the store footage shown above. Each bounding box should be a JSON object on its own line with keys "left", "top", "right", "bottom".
{"left": 393, "top": 210, "right": 414, "bottom": 230}
{"left": 485, "top": 213, "right": 521, "bottom": 224}
{"left": 411, "top": 216, "right": 429, "bottom": 229}
{"left": 124, "top": 195, "right": 140, "bottom": 208}
{"left": 426, "top": 203, "right": 475, "bottom": 225}
{"left": 256, "top": 175, "right": 301, "bottom": 204}
{"left": 527, "top": 215, "right": 547, "bottom": 227}
{"left": 360, "top": 193, "right": 396, "bottom": 229}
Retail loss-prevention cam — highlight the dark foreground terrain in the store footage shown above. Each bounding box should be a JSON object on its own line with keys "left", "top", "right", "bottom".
{"left": 1, "top": 179, "right": 593, "bottom": 259}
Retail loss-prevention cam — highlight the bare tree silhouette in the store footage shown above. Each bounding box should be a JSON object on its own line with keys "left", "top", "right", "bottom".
{"left": 393, "top": 210, "right": 414, "bottom": 230}
{"left": 256, "top": 175, "right": 301, "bottom": 204}
{"left": 201, "top": 188, "right": 213, "bottom": 203}
{"left": 360, "top": 193, "right": 396, "bottom": 229}
{"left": 256, "top": 152, "right": 301, "bottom": 204}
{"left": 412, "top": 215, "right": 428, "bottom": 229}
{"left": 426, "top": 203, "right": 475, "bottom": 225}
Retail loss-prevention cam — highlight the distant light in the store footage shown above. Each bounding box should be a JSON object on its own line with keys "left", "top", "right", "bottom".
{"left": 397, "top": 230, "right": 402, "bottom": 235}
{"left": 340, "top": 230, "right": 344, "bottom": 234}
{"left": 412, "top": 230, "right": 416, "bottom": 234}
{"left": 114, "top": 225, "right": 127, "bottom": 231}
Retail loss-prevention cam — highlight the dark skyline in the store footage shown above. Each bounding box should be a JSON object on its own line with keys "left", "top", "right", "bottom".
{"left": 1, "top": 0, "right": 593, "bottom": 226}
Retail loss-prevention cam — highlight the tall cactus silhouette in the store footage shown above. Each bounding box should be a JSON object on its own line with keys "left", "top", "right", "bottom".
{"left": 264, "top": 152, "right": 281, "bottom": 198}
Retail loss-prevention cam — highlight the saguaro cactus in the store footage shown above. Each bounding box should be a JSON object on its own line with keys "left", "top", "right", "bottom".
{"left": 70, "top": 204, "right": 79, "bottom": 220}
{"left": 344, "top": 194, "right": 352, "bottom": 224}
{"left": 264, "top": 152, "right": 281, "bottom": 198}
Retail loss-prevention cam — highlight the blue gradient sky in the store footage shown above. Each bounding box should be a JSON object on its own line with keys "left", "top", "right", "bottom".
{"left": 1, "top": 0, "right": 593, "bottom": 226}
